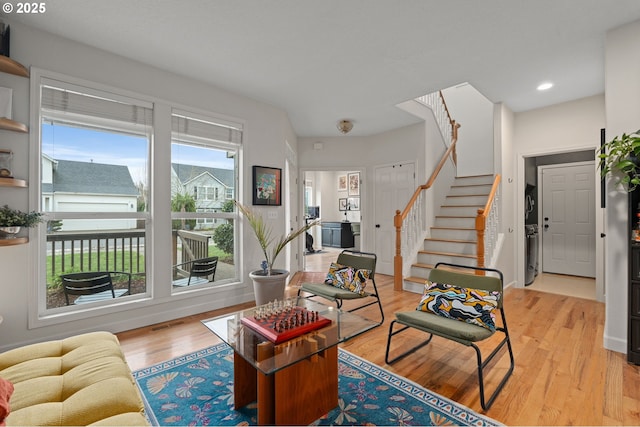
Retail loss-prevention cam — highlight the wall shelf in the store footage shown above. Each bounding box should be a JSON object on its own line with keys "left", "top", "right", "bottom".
{"left": 0, "top": 177, "right": 27, "bottom": 187}
{"left": 0, "top": 56, "right": 29, "bottom": 78}
{"left": 0, "top": 237, "right": 28, "bottom": 246}
{"left": 0, "top": 117, "right": 28, "bottom": 133}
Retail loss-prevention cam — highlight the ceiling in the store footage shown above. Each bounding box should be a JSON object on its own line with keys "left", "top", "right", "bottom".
{"left": 9, "top": 0, "right": 640, "bottom": 137}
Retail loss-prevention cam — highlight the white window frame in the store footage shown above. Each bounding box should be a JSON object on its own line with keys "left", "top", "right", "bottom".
{"left": 29, "top": 68, "right": 155, "bottom": 327}
{"left": 27, "top": 70, "right": 246, "bottom": 329}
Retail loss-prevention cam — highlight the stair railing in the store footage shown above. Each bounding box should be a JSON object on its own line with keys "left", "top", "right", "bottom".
{"left": 394, "top": 91, "right": 460, "bottom": 290}
{"left": 475, "top": 174, "right": 501, "bottom": 272}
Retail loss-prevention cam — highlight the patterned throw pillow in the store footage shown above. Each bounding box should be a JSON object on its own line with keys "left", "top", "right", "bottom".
{"left": 416, "top": 281, "right": 500, "bottom": 331}
{"left": 324, "top": 262, "right": 370, "bottom": 295}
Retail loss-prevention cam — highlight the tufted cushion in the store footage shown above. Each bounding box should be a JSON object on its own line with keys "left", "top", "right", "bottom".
{"left": 0, "top": 331, "right": 148, "bottom": 426}
{"left": 324, "top": 262, "right": 370, "bottom": 295}
{"left": 417, "top": 281, "right": 500, "bottom": 331}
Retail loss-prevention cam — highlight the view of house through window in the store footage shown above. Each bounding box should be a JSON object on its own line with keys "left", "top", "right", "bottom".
{"left": 40, "top": 79, "right": 151, "bottom": 310}
{"left": 170, "top": 111, "right": 240, "bottom": 291}
{"left": 36, "top": 76, "right": 242, "bottom": 314}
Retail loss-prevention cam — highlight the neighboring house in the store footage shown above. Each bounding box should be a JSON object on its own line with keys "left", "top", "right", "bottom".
{"left": 170, "top": 163, "right": 234, "bottom": 229}
{"left": 41, "top": 155, "right": 138, "bottom": 231}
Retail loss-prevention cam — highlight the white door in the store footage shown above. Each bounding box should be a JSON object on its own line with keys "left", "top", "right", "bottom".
{"left": 541, "top": 162, "right": 595, "bottom": 277}
{"left": 374, "top": 162, "right": 415, "bottom": 274}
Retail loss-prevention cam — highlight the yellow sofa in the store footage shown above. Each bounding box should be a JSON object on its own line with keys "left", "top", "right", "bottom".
{"left": 0, "top": 331, "right": 148, "bottom": 426}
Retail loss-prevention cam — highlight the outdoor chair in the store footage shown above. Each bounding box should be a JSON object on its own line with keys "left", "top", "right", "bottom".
{"left": 297, "top": 250, "right": 384, "bottom": 325}
{"left": 61, "top": 271, "right": 132, "bottom": 305}
{"left": 385, "top": 262, "right": 514, "bottom": 410}
{"left": 172, "top": 256, "right": 218, "bottom": 287}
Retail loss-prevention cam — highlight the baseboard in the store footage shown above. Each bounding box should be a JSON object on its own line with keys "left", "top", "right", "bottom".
{"left": 603, "top": 334, "right": 627, "bottom": 354}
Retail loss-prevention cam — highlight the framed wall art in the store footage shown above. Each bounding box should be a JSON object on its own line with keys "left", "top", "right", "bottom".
{"left": 338, "top": 174, "right": 347, "bottom": 191}
{"left": 252, "top": 165, "right": 281, "bottom": 206}
{"left": 339, "top": 198, "right": 347, "bottom": 211}
{"left": 347, "top": 196, "right": 360, "bottom": 211}
{"left": 348, "top": 172, "right": 360, "bottom": 196}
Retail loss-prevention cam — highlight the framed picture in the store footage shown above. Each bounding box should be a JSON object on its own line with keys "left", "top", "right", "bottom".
{"left": 348, "top": 172, "right": 360, "bottom": 196}
{"left": 347, "top": 197, "right": 360, "bottom": 211}
{"left": 338, "top": 174, "right": 347, "bottom": 191}
{"left": 339, "top": 198, "right": 347, "bottom": 211}
{"left": 252, "top": 165, "right": 281, "bottom": 206}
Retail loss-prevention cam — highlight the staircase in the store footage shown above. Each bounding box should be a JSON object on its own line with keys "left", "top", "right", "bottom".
{"left": 404, "top": 174, "right": 494, "bottom": 287}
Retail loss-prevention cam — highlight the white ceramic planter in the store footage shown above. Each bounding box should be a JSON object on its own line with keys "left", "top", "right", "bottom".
{"left": 249, "top": 269, "right": 289, "bottom": 306}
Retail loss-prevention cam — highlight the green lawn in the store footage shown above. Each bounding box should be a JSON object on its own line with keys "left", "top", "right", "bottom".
{"left": 47, "top": 251, "right": 146, "bottom": 289}
{"left": 47, "top": 244, "right": 233, "bottom": 289}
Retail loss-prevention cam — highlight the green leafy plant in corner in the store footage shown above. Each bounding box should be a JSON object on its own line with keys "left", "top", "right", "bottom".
{"left": 235, "top": 201, "right": 318, "bottom": 276}
{"left": 599, "top": 130, "right": 640, "bottom": 191}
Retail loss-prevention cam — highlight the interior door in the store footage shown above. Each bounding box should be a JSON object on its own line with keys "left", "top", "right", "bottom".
{"left": 541, "top": 162, "right": 595, "bottom": 277}
{"left": 374, "top": 162, "right": 415, "bottom": 275}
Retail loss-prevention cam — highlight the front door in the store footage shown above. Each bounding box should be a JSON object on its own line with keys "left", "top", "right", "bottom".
{"left": 541, "top": 162, "right": 596, "bottom": 277}
{"left": 374, "top": 162, "right": 415, "bottom": 274}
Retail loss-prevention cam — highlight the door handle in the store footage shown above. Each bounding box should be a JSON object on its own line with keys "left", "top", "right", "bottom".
{"left": 544, "top": 224, "right": 549, "bottom": 229}
{"left": 375, "top": 224, "right": 381, "bottom": 228}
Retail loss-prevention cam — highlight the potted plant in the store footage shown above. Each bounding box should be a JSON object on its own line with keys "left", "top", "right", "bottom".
{"left": 599, "top": 130, "right": 640, "bottom": 191}
{"left": 0, "top": 204, "right": 43, "bottom": 237}
{"left": 235, "top": 201, "right": 319, "bottom": 304}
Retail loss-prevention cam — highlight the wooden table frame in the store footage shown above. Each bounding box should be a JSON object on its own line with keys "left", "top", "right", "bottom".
{"left": 233, "top": 332, "right": 339, "bottom": 425}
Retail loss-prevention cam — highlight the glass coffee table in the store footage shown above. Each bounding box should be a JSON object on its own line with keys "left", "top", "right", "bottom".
{"left": 202, "top": 297, "right": 378, "bottom": 425}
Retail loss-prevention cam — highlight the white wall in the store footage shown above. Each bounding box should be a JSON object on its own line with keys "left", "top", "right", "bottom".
{"left": 0, "top": 21, "right": 297, "bottom": 349}
{"left": 442, "top": 84, "right": 494, "bottom": 176}
{"left": 494, "top": 103, "right": 516, "bottom": 286}
{"left": 603, "top": 19, "right": 640, "bottom": 354}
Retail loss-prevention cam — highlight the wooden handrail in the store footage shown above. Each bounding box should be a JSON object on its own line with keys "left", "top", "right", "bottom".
{"left": 475, "top": 174, "right": 501, "bottom": 273}
{"left": 393, "top": 120, "right": 460, "bottom": 291}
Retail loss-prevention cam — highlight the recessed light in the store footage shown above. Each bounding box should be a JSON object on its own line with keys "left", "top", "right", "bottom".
{"left": 537, "top": 82, "right": 553, "bottom": 91}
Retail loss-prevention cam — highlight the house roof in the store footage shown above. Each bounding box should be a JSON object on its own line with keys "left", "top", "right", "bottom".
{"left": 172, "top": 163, "right": 235, "bottom": 188}
{"left": 9, "top": 1, "right": 640, "bottom": 137}
{"left": 47, "top": 159, "right": 138, "bottom": 196}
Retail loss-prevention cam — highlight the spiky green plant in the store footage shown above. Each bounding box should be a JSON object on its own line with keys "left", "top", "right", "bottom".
{"left": 235, "top": 201, "right": 318, "bottom": 275}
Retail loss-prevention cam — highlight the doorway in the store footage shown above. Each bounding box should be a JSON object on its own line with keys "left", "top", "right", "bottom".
{"left": 540, "top": 162, "right": 596, "bottom": 278}
{"left": 302, "top": 169, "right": 363, "bottom": 272}
{"left": 520, "top": 149, "right": 603, "bottom": 302}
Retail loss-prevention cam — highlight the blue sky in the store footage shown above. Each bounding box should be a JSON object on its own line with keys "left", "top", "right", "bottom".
{"left": 42, "top": 123, "right": 235, "bottom": 185}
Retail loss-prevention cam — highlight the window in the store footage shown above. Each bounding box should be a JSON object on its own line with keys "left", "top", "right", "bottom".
{"left": 171, "top": 109, "right": 241, "bottom": 291}
{"left": 37, "top": 76, "right": 151, "bottom": 312}
{"left": 31, "top": 71, "right": 244, "bottom": 324}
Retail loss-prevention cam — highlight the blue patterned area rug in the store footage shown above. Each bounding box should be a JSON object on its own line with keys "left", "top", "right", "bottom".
{"left": 133, "top": 343, "right": 501, "bottom": 426}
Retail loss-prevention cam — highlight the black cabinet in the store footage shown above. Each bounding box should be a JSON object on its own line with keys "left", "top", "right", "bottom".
{"left": 321, "top": 222, "right": 354, "bottom": 248}
{"left": 630, "top": 189, "right": 640, "bottom": 364}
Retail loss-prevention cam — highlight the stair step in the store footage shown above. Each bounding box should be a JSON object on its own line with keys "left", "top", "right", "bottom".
{"left": 452, "top": 183, "right": 492, "bottom": 188}
{"left": 411, "top": 262, "right": 477, "bottom": 272}
{"left": 423, "top": 237, "right": 476, "bottom": 255}
{"left": 444, "top": 196, "right": 488, "bottom": 206}
{"left": 434, "top": 215, "right": 475, "bottom": 227}
{"left": 418, "top": 250, "right": 477, "bottom": 259}
{"left": 405, "top": 276, "right": 428, "bottom": 284}
{"left": 425, "top": 237, "right": 475, "bottom": 244}
{"left": 440, "top": 205, "right": 484, "bottom": 216}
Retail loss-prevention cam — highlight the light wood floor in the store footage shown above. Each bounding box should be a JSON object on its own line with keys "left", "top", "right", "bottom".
{"left": 117, "top": 270, "right": 640, "bottom": 426}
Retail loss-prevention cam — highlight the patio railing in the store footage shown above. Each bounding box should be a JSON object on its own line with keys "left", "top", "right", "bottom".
{"left": 47, "top": 229, "right": 211, "bottom": 282}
